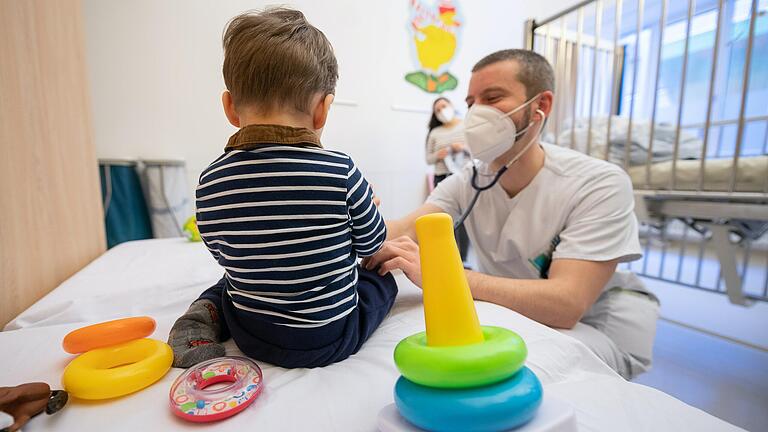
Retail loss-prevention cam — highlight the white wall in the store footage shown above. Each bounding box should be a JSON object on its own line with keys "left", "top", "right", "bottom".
{"left": 82, "top": 0, "right": 581, "bottom": 219}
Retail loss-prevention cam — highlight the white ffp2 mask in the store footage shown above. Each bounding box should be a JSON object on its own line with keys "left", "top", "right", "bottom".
{"left": 435, "top": 106, "right": 455, "bottom": 124}
{"left": 463, "top": 94, "right": 541, "bottom": 163}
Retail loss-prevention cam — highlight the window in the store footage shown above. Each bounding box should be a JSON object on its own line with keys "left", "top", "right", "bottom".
{"left": 619, "top": 0, "right": 768, "bottom": 157}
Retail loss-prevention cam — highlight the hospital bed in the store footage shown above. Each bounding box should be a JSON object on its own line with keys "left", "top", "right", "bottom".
{"left": 0, "top": 239, "right": 739, "bottom": 431}
{"left": 525, "top": 0, "right": 768, "bottom": 306}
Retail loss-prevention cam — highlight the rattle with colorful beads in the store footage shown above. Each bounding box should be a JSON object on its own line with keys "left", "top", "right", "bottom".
{"left": 169, "top": 356, "right": 263, "bottom": 423}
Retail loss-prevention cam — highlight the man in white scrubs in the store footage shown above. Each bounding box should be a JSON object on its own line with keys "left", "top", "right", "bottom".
{"left": 365, "top": 49, "right": 659, "bottom": 379}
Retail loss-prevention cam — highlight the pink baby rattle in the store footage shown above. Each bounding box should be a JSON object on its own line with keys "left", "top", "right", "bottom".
{"left": 169, "top": 357, "right": 263, "bottom": 422}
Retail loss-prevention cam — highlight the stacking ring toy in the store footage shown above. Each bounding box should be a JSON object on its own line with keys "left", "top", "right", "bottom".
{"left": 394, "top": 326, "right": 527, "bottom": 388}
{"left": 394, "top": 367, "right": 543, "bottom": 432}
{"left": 62, "top": 338, "right": 172, "bottom": 399}
{"left": 169, "top": 357, "right": 264, "bottom": 423}
{"left": 63, "top": 316, "right": 156, "bottom": 354}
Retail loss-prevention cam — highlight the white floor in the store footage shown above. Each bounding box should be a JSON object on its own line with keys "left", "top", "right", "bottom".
{"left": 603, "top": 241, "right": 768, "bottom": 431}
{"left": 633, "top": 316, "right": 768, "bottom": 431}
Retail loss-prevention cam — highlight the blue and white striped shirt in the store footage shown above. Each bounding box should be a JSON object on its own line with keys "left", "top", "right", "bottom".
{"left": 196, "top": 126, "right": 387, "bottom": 328}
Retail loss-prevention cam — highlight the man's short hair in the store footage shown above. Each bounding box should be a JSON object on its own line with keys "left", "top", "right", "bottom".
{"left": 222, "top": 8, "right": 338, "bottom": 114}
{"left": 472, "top": 49, "right": 555, "bottom": 98}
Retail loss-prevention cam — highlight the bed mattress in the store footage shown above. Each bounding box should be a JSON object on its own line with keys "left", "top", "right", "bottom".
{"left": 629, "top": 156, "right": 767, "bottom": 193}
{"left": 0, "top": 239, "right": 741, "bottom": 431}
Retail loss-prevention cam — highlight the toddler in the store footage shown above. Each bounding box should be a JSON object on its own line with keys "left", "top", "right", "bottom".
{"left": 168, "top": 8, "right": 397, "bottom": 368}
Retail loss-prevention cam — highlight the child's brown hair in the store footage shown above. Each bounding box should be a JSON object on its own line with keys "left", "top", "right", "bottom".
{"left": 222, "top": 8, "right": 338, "bottom": 115}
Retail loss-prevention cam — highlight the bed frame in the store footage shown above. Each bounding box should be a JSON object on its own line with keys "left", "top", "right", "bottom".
{"left": 525, "top": 0, "right": 768, "bottom": 305}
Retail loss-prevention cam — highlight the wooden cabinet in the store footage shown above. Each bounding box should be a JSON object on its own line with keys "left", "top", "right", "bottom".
{"left": 0, "top": 0, "right": 105, "bottom": 327}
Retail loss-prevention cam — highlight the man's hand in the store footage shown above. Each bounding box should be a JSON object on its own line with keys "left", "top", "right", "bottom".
{"left": 362, "top": 236, "right": 422, "bottom": 287}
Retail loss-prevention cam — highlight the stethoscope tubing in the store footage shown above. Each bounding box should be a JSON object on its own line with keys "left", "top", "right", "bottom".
{"left": 453, "top": 164, "right": 507, "bottom": 230}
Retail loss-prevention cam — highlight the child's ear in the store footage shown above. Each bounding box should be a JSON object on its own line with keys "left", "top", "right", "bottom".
{"left": 312, "top": 93, "right": 334, "bottom": 130}
{"left": 222, "top": 91, "right": 240, "bottom": 128}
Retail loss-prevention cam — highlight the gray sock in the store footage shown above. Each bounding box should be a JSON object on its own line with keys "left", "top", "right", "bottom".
{"left": 168, "top": 300, "right": 225, "bottom": 368}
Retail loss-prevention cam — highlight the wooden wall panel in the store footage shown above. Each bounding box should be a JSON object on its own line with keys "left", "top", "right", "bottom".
{"left": 0, "top": 0, "right": 106, "bottom": 327}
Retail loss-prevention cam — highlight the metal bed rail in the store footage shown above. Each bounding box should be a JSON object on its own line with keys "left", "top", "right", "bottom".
{"left": 524, "top": 0, "right": 768, "bottom": 305}
{"left": 631, "top": 194, "right": 768, "bottom": 304}
{"left": 622, "top": 224, "right": 768, "bottom": 304}
{"left": 525, "top": 0, "right": 767, "bottom": 195}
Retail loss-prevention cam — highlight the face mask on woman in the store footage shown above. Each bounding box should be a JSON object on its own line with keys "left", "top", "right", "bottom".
{"left": 435, "top": 106, "right": 455, "bottom": 124}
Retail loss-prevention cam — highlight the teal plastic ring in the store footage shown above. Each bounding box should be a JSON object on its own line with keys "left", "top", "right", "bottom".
{"left": 395, "top": 366, "right": 543, "bottom": 432}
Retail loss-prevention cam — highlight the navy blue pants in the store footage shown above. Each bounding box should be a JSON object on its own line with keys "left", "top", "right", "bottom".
{"left": 198, "top": 267, "right": 398, "bottom": 368}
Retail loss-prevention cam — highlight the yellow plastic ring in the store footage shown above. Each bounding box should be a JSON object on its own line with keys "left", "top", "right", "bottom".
{"left": 62, "top": 338, "right": 172, "bottom": 400}
{"left": 394, "top": 326, "right": 527, "bottom": 388}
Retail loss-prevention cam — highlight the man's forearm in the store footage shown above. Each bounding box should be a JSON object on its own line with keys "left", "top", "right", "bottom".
{"left": 384, "top": 218, "right": 414, "bottom": 241}
{"left": 384, "top": 203, "right": 444, "bottom": 241}
{"left": 464, "top": 270, "right": 586, "bottom": 329}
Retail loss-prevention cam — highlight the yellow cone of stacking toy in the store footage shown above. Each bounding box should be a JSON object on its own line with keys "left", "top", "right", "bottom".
{"left": 415, "top": 213, "right": 483, "bottom": 346}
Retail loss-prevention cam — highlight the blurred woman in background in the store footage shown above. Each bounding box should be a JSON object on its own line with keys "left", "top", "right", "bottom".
{"left": 425, "top": 97, "right": 470, "bottom": 262}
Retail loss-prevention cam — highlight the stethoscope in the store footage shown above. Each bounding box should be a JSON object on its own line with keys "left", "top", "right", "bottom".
{"left": 453, "top": 110, "right": 546, "bottom": 231}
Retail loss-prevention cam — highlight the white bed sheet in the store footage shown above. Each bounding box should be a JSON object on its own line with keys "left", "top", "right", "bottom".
{"left": 628, "top": 155, "right": 768, "bottom": 192}
{"left": 1, "top": 239, "right": 740, "bottom": 431}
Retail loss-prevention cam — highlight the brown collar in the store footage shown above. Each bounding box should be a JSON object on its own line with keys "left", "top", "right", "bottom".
{"left": 225, "top": 124, "right": 322, "bottom": 151}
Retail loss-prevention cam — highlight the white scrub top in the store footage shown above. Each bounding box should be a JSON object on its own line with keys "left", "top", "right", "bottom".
{"left": 427, "top": 143, "right": 642, "bottom": 289}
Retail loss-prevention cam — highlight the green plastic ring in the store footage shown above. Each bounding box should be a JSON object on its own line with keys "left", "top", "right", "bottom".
{"left": 394, "top": 326, "right": 527, "bottom": 389}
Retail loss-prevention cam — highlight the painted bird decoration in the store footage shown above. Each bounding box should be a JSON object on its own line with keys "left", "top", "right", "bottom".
{"left": 405, "top": 0, "right": 463, "bottom": 93}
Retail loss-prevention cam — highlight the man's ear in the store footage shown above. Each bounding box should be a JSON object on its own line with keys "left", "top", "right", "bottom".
{"left": 312, "top": 93, "right": 334, "bottom": 130}
{"left": 534, "top": 90, "right": 554, "bottom": 121}
{"left": 222, "top": 91, "right": 240, "bottom": 128}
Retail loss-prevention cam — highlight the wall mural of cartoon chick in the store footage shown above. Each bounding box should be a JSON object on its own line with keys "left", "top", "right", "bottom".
{"left": 406, "top": 0, "right": 463, "bottom": 94}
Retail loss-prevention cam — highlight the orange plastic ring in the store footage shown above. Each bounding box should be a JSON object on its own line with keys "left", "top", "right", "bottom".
{"left": 62, "top": 316, "right": 156, "bottom": 354}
